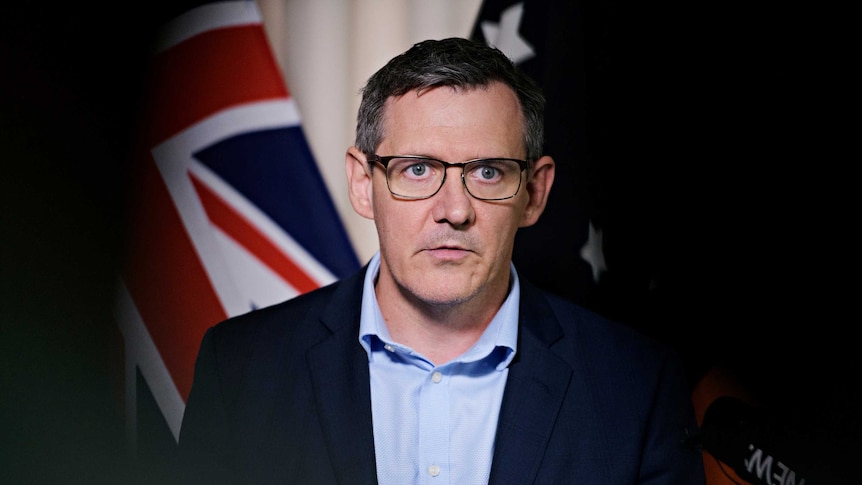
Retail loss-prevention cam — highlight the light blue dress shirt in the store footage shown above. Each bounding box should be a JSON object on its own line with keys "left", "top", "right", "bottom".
{"left": 358, "top": 252, "right": 520, "bottom": 485}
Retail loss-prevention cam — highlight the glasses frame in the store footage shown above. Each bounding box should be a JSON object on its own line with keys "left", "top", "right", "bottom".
{"left": 367, "top": 154, "right": 530, "bottom": 201}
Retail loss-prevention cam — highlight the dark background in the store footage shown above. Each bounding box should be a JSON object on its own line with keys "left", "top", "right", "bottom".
{"left": 2, "top": 2, "right": 192, "bottom": 483}
{"left": 2, "top": 1, "right": 855, "bottom": 483}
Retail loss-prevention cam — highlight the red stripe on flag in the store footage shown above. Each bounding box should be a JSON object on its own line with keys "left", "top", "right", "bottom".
{"left": 190, "top": 173, "right": 320, "bottom": 294}
{"left": 122, "top": 153, "right": 228, "bottom": 402}
{"left": 144, "top": 24, "right": 289, "bottom": 147}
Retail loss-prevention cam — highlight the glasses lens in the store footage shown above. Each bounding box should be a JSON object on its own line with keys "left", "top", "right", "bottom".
{"left": 385, "top": 157, "right": 445, "bottom": 198}
{"left": 463, "top": 159, "right": 523, "bottom": 200}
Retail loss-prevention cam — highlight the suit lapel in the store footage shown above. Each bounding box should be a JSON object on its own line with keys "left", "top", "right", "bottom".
{"left": 489, "top": 281, "right": 573, "bottom": 484}
{"left": 306, "top": 268, "right": 379, "bottom": 485}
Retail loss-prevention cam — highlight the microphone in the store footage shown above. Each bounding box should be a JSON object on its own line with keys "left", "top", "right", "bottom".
{"left": 699, "top": 396, "right": 831, "bottom": 485}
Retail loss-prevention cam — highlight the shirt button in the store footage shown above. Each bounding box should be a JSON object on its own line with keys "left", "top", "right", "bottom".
{"left": 428, "top": 464, "right": 441, "bottom": 477}
{"left": 431, "top": 371, "right": 443, "bottom": 383}
{"left": 384, "top": 344, "right": 395, "bottom": 352}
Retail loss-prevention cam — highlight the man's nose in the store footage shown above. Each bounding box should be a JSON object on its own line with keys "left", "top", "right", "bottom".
{"left": 431, "top": 167, "right": 475, "bottom": 226}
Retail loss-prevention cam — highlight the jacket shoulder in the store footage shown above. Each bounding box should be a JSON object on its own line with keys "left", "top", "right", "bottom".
{"left": 208, "top": 266, "right": 365, "bottom": 342}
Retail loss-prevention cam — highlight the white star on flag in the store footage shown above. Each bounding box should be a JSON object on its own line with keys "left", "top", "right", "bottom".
{"left": 580, "top": 221, "right": 607, "bottom": 283}
{"left": 480, "top": 2, "right": 535, "bottom": 64}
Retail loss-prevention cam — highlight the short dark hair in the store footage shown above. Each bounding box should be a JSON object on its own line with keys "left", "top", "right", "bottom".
{"left": 355, "top": 37, "right": 545, "bottom": 162}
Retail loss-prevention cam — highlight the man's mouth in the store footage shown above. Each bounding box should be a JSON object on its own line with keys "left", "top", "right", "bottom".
{"left": 425, "top": 246, "right": 471, "bottom": 261}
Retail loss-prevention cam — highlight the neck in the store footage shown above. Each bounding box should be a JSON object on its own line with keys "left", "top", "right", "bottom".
{"left": 375, "top": 278, "right": 508, "bottom": 366}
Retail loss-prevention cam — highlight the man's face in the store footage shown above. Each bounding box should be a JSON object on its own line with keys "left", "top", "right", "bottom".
{"left": 364, "top": 82, "right": 544, "bottom": 309}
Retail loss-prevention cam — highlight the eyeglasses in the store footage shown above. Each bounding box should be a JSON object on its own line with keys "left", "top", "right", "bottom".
{"left": 367, "top": 155, "right": 529, "bottom": 201}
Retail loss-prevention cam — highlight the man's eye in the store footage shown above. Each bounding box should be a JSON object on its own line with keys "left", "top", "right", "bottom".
{"left": 479, "top": 166, "right": 499, "bottom": 180}
{"left": 409, "top": 163, "right": 428, "bottom": 176}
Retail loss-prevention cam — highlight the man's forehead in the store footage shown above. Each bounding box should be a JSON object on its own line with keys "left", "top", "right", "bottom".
{"left": 381, "top": 83, "right": 522, "bottom": 134}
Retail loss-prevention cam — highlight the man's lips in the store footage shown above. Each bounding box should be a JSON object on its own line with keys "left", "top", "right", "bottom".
{"left": 424, "top": 246, "right": 471, "bottom": 260}
{"left": 419, "top": 233, "right": 476, "bottom": 260}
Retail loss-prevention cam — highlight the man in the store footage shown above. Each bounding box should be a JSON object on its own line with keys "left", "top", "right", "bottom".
{"left": 178, "top": 37, "right": 706, "bottom": 484}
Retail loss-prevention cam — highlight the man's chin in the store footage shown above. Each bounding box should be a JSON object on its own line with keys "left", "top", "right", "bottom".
{"left": 400, "top": 279, "right": 474, "bottom": 308}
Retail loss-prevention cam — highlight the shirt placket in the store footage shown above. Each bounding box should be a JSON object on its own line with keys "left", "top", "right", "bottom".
{"left": 418, "top": 366, "right": 450, "bottom": 484}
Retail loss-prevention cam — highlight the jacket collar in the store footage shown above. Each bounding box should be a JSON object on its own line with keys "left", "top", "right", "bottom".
{"left": 306, "top": 265, "right": 378, "bottom": 484}
{"left": 490, "top": 279, "right": 573, "bottom": 483}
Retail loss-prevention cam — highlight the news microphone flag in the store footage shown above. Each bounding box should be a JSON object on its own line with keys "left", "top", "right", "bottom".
{"left": 116, "top": 0, "right": 359, "bottom": 447}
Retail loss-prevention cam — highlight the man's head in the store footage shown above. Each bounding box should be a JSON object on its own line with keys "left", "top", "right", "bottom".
{"left": 345, "top": 37, "right": 555, "bottom": 316}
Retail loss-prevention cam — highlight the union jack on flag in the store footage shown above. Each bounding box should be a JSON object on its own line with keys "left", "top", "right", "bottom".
{"left": 115, "top": 0, "right": 359, "bottom": 448}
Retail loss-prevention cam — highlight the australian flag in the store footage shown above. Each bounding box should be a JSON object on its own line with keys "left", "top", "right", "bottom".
{"left": 115, "top": 0, "right": 359, "bottom": 469}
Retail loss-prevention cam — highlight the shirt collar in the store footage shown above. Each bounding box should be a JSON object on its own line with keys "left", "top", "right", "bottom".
{"left": 358, "top": 251, "right": 519, "bottom": 369}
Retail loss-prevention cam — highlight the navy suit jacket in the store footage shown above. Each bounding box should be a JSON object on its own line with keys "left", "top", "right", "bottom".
{"left": 178, "top": 266, "right": 705, "bottom": 484}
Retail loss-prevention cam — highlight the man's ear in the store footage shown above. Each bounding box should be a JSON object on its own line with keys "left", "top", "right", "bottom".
{"left": 519, "top": 155, "right": 555, "bottom": 228}
{"left": 346, "top": 146, "right": 375, "bottom": 220}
